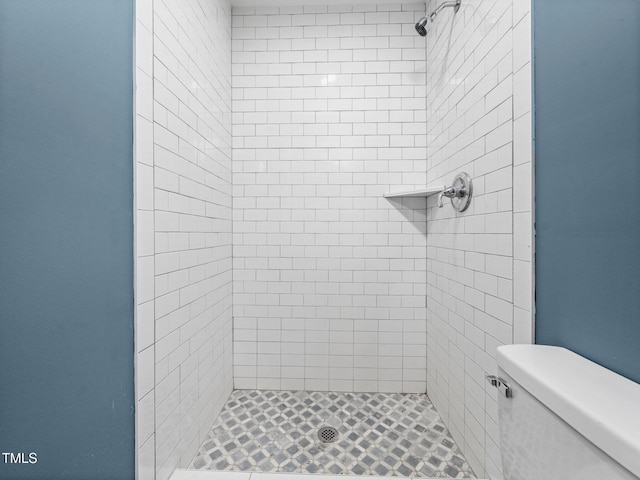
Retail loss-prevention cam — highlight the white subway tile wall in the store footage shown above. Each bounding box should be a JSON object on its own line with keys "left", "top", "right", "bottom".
{"left": 135, "top": 0, "right": 234, "bottom": 479}
{"left": 232, "top": 3, "right": 429, "bottom": 394}
{"left": 423, "top": 0, "right": 532, "bottom": 478}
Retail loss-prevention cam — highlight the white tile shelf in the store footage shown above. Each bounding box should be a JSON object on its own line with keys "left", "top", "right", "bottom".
{"left": 383, "top": 185, "right": 445, "bottom": 198}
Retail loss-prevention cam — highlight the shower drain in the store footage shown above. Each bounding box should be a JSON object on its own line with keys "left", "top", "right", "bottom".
{"left": 317, "top": 426, "right": 339, "bottom": 443}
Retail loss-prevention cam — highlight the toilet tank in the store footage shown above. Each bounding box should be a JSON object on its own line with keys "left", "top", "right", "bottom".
{"left": 495, "top": 345, "right": 640, "bottom": 480}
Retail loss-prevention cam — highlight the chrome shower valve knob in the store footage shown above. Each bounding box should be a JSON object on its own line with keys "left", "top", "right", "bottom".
{"left": 437, "top": 172, "right": 473, "bottom": 212}
{"left": 437, "top": 186, "right": 458, "bottom": 207}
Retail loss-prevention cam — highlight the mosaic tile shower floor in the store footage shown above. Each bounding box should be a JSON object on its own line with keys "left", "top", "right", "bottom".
{"left": 190, "top": 390, "right": 475, "bottom": 478}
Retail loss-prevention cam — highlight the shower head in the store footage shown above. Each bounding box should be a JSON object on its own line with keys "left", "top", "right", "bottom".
{"left": 416, "top": 0, "right": 461, "bottom": 36}
{"left": 415, "top": 16, "right": 429, "bottom": 36}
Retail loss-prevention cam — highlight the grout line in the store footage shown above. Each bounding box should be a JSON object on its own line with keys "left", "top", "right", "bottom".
{"left": 151, "top": 0, "right": 157, "bottom": 476}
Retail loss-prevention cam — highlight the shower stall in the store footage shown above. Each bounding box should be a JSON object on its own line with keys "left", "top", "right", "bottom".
{"left": 133, "top": 0, "right": 533, "bottom": 478}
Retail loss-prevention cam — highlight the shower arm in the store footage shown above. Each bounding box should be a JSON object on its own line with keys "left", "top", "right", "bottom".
{"left": 429, "top": 0, "right": 461, "bottom": 20}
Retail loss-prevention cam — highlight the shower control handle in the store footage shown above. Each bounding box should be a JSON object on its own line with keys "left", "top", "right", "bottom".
{"left": 437, "top": 172, "right": 473, "bottom": 212}
{"left": 437, "top": 186, "right": 463, "bottom": 208}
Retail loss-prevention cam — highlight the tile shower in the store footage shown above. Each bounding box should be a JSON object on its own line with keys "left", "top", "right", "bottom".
{"left": 133, "top": 0, "right": 533, "bottom": 480}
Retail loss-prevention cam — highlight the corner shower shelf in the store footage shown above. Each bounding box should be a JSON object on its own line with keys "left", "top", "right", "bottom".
{"left": 383, "top": 185, "right": 444, "bottom": 198}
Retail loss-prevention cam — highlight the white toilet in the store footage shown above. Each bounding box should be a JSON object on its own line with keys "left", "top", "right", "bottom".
{"left": 495, "top": 345, "right": 640, "bottom": 480}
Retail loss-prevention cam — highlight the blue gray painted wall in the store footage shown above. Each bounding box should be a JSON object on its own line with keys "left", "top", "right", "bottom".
{"left": 0, "top": 1, "right": 135, "bottom": 479}
{"left": 534, "top": 0, "right": 640, "bottom": 383}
